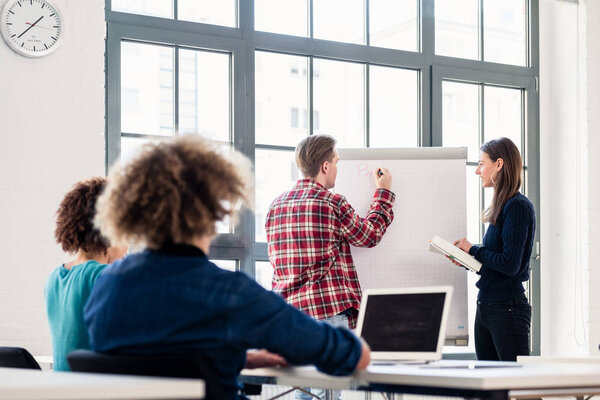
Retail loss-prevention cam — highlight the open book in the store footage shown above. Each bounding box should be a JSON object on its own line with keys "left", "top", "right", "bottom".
{"left": 429, "top": 235, "right": 482, "bottom": 273}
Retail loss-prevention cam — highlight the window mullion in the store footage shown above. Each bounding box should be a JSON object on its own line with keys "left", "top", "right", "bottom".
{"left": 309, "top": 0, "right": 314, "bottom": 39}
{"left": 309, "top": 56, "right": 314, "bottom": 135}
{"left": 174, "top": 47, "right": 180, "bottom": 136}
{"left": 479, "top": 0, "right": 484, "bottom": 61}
{"left": 365, "top": 63, "right": 370, "bottom": 147}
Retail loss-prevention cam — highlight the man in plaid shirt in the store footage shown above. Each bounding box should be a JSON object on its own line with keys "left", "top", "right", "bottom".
{"left": 266, "top": 134, "right": 395, "bottom": 331}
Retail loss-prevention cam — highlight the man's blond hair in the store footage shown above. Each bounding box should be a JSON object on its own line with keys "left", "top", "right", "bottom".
{"left": 295, "top": 134, "right": 337, "bottom": 178}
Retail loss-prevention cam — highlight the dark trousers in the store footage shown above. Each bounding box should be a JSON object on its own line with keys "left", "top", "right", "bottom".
{"left": 475, "top": 293, "right": 531, "bottom": 361}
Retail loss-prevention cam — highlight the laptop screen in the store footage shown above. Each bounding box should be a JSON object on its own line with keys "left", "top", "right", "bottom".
{"left": 356, "top": 287, "right": 452, "bottom": 360}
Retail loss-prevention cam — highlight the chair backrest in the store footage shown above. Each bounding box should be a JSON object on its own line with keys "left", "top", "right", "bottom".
{"left": 0, "top": 347, "right": 42, "bottom": 369}
{"left": 67, "top": 350, "right": 225, "bottom": 400}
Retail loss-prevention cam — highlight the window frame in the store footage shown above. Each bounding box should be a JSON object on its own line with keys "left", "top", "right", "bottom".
{"left": 105, "top": 0, "right": 540, "bottom": 355}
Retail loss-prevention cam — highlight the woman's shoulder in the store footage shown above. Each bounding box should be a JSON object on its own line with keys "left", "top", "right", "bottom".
{"left": 504, "top": 193, "right": 535, "bottom": 215}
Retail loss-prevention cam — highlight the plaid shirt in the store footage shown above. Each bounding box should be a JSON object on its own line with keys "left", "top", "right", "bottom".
{"left": 265, "top": 179, "right": 395, "bottom": 328}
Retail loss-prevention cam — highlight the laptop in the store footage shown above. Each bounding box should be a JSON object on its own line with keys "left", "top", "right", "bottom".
{"left": 355, "top": 286, "right": 453, "bottom": 364}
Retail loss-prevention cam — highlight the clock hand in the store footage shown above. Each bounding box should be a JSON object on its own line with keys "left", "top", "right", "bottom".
{"left": 18, "top": 15, "right": 43, "bottom": 38}
{"left": 26, "top": 22, "right": 53, "bottom": 30}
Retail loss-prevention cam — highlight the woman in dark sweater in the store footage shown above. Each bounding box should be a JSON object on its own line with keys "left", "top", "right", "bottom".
{"left": 453, "top": 137, "right": 536, "bottom": 361}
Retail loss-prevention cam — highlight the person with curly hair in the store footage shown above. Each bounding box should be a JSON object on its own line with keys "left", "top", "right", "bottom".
{"left": 84, "top": 135, "right": 370, "bottom": 400}
{"left": 45, "top": 177, "right": 128, "bottom": 371}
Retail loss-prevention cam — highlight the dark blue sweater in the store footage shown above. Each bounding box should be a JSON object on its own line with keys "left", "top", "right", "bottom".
{"left": 468, "top": 193, "right": 536, "bottom": 302}
{"left": 84, "top": 244, "right": 362, "bottom": 400}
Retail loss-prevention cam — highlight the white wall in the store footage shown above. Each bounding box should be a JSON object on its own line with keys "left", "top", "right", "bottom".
{"left": 0, "top": 0, "right": 105, "bottom": 355}
{"left": 585, "top": 0, "right": 600, "bottom": 354}
{"left": 539, "top": 0, "right": 600, "bottom": 356}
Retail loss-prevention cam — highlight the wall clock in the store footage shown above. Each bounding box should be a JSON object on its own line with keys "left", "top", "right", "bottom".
{"left": 1, "top": 0, "right": 62, "bottom": 58}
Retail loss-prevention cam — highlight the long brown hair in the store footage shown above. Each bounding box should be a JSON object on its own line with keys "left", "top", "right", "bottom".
{"left": 481, "top": 137, "right": 522, "bottom": 225}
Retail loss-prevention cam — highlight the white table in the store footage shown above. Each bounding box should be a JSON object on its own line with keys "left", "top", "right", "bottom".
{"left": 241, "top": 360, "right": 600, "bottom": 399}
{"left": 518, "top": 355, "right": 600, "bottom": 364}
{"left": 0, "top": 367, "right": 204, "bottom": 399}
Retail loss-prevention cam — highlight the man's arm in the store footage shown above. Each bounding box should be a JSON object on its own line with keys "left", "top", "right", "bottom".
{"left": 337, "top": 168, "right": 395, "bottom": 248}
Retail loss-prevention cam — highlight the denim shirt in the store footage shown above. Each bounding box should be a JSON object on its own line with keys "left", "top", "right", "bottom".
{"left": 84, "top": 244, "right": 362, "bottom": 400}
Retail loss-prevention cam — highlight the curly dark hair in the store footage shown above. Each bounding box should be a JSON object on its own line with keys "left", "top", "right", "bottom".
{"left": 96, "top": 135, "right": 253, "bottom": 249}
{"left": 55, "top": 177, "right": 109, "bottom": 255}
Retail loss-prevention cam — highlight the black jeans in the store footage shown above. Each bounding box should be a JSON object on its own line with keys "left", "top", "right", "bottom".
{"left": 475, "top": 293, "right": 531, "bottom": 361}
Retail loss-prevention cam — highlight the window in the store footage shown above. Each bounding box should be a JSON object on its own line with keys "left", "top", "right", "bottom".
{"left": 112, "top": 0, "right": 236, "bottom": 26}
{"left": 211, "top": 259, "right": 238, "bottom": 272}
{"left": 107, "top": 0, "right": 539, "bottom": 354}
{"left": 255, "top": 261, "right": 275, "bottom": 290}
{"left": 435, "top": 69, "right": 537, "bottom": 354}
{"left": 255, "top": 52, "right": 308, "bottom": 147}
{"left": 369, "top": 66, "right": 419, "bottom": 147}
{"left": 290, "top": 107, "right": 299, "bottom": 129}
{"left": 435, "top": 0, "right": 528, "bottom": 66}
{"left": 312, "top": 58, "right": 365, "bottom": 147}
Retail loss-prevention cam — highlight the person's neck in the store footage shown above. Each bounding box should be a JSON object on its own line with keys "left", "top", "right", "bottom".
{"left": 310, "top": 175, "right": 329, "bottom": 189}
{"left": 64, "top": 250, "right": 108, "bottom": 270}
{"left": 187, "top": 236, "right": 212, "bottom": 254}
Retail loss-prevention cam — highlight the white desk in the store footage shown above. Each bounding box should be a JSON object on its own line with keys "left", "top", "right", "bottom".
{"left": 241, "top": 360, "right": 600, "bottom": 399}
{"left": 0, "top": 367, "right": 204, "bottom": 399}
{"left": 518, "top": 355, "right": 600, "bottom": 364}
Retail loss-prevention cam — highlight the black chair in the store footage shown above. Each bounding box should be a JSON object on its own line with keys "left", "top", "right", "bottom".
{"left": 67, "top": 350, "right": 225, "bottom": 400}
{"left": 0, "top": 347, "right": 41, "bottom": 369}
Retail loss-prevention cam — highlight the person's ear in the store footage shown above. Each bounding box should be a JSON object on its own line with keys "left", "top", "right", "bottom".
{"left": 322, "top": 160, "right": 329, "bottom": 174}
{"left": 496, "top": 158, "right": 504, "bottom": 171}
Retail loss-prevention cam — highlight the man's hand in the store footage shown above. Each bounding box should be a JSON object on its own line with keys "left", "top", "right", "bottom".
{"left": 355, "top": 338, "right": 371, "bottom": 370}
{"left": 244, "top": 349, "right": 289, "bottom": 369}
{"left": 374, "top": 168, "right": 392, "bottom": 190}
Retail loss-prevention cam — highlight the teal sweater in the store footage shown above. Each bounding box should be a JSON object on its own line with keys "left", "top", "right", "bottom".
{"left": 45, "top": 260, "right": 107, "bottom": 371}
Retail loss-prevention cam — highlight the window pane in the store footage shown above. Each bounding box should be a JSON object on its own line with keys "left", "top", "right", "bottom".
{"left": 215, "top": 144, "right": 234, "bottom": 234}
{"left": 442, "top": 81, "right": 479, "bottom": 162}
{"left": 370, "top": 0, "right": 418, "bottom": 52}
{"left": 120, "top": 138, "right": 231, "bottom": 233}
{"left": 179, "top": 49, "right": 230, "bottom": 142}
{"left": 484, "top": 86, "right": 522, "bottom": 155}
{"left": 121, "top": 42, "right": 174, "bottom": 136}
{"left": 211, "top": 259, "right": 237, "bottom": 271}
{"left": 255, "top": 52, "right": 309, "bottom": 146}
{"left": 435, "top": 0, "right": 478, "bottom": 60}
{"left": 112, "top": 0, "right": 173, "bottom": 18}
{"left": 484, "top": 0, "right": 527, "bottom": 66}
{"left": 313, "top": 0, "right": 364, "bottom": 44}
{"left": 255, "top": 0, "right": 308, "bottom": 37}
{"left": 120, "top": 136, "right": 163, "bottom": 164}
{"left": 178, "top": 0, "right": 236, "bottom": 27}
{"left": 313, "top": 59, "right": 365, "bottom": 147}
{"left": 369, "top": 66, "right": 418, "bottom": 147}
{"left": 255, "top": 149, "right": 300, "bottom": 242}
{"left": 255, "top": 261, "right": 274, "bottom": 290}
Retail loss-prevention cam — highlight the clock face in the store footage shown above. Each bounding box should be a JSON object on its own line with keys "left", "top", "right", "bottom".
{"left": 1, "top": 0, "right": 62, "bottom": 58}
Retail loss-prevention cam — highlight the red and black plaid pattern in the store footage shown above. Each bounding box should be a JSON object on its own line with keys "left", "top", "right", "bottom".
{"left": 265, "top": 179, "right": 395, "bottom": 328}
